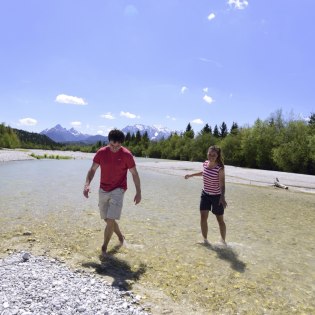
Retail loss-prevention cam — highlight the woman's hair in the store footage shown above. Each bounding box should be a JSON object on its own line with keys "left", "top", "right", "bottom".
{"left": 108, "top": 129, "right": 125, "bottom": 143}
{"left": 208, "top": 145, "right": 224, "bottom": 168}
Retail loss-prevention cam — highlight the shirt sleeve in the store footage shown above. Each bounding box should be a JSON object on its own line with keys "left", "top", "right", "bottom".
{"left": 93, "top": 150, "right": 101, "bottom": 164}
{"left": 126, "top": 153, "right": 136, "bottom": 169}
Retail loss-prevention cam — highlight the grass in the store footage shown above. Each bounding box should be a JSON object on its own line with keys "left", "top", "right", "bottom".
{"left": 29, "top": 153, "right": 72, "bottom": 160}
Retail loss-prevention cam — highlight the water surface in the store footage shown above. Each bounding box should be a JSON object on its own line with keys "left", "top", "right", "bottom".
{"left": 1, "top": 159, "right": 314, "bottom": 314}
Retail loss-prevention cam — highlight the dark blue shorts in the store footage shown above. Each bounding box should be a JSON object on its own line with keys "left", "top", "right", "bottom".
{"left": 200, "top": 190, "right": 224, "bottom": 215}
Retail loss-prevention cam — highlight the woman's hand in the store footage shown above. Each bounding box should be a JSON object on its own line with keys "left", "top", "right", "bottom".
{"left": 184, "top": 174, "right": 190, "bottom": 179}
{"left": 219, "top": 196, "right": 227, "bottom": 208}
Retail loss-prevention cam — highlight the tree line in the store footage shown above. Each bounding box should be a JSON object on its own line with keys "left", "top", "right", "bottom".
{"left": 1, "top": 110, "right": 315, "bottom": 174}
{"left": 124, "top": 111, "right": 315, "bottom": 175}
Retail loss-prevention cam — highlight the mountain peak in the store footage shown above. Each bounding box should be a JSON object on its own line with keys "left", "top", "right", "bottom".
{"left": 122, "top": 124, "right": 171, "bottom": 140}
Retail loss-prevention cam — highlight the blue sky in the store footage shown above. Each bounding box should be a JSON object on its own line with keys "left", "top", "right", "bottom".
{"left": 1, "top": 0, "right": 314, "bottom": 135}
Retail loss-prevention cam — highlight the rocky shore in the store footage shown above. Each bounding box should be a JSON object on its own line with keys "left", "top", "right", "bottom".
{"left": 0, "top": 252, "right": 149, "bottom": 315}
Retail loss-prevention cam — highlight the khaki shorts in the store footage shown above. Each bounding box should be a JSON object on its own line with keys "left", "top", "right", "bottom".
{"left": 98, "top": 188, "right": 125, "bottom": 220}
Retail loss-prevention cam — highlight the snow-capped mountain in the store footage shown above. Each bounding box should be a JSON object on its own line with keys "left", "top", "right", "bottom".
{"left": 40, "top": 124, "right": 107, "bottom": 144}
{"left": 40, "top": 124, "right": 172, "bottom": 144}
{"left": 122, "top": 124, "right": 172, "bottom": 140}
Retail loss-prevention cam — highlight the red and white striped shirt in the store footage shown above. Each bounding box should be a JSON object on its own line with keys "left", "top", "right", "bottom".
{"left": 202, "top": 161, "right": 222, "bottom": 195}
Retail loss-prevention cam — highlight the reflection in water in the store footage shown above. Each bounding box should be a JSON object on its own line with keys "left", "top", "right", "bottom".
{"left": 1, "top": 159, "right": 315, "bottom": 314}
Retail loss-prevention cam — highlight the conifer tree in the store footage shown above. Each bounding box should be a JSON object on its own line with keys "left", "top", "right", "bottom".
{"left": 184, "top": 123, "right": 194, "bottom": 139}
{"left": 201, "top": 123, "right": 212, "bottom": 134}
{"left": 230, "top": 122, "right": 239, "bottom": 135}
{"left": 213, "top": 125, "right": 219, "bottom": 137}
{"left": 219, "top": 122, "right": 228, "bottom": 138}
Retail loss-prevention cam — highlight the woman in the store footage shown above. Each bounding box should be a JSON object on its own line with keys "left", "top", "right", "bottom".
{"left": 185, "top": 145, "right": 227, "bottom": 245}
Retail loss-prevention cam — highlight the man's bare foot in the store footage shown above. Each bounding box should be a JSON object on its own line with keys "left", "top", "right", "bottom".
{"left": 118, "top": 235, "right": 125, "bottom": 246}
{"left": 220, "top": 239, "right": 227, "bottom": 246}
{"left": 101, "top": 244, "right": 107, "bottom": 257}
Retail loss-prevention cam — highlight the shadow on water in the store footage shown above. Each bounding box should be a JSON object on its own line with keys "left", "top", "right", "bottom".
{"left": 82, "top": 245, "right": 147, "bottom": 290}
{"left": 199, "top": 243, "right": 247, "bottom": 273}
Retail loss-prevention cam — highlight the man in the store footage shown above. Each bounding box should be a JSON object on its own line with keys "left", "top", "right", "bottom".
{"left": 83, "top": 129, "right": 141, "bottom": 257}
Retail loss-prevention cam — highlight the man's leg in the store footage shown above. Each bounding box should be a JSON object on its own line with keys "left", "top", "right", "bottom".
{"left": 113, "top": 221, "right": 124, "bottom": 244}
{"left": 102, "top": 218, "right": 115, "bottom": 255}
{"left": 216, "top": 215, "right": 226, "bottom": 243}
{"left": 200, "top": 210, "right": 209, "bottom": 241}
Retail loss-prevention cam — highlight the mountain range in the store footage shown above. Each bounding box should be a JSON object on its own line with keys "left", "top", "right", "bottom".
{"left": 40, "top": 124, "right": 172, "bottom": 144}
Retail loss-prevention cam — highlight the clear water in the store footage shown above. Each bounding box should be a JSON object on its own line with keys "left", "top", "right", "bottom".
{"left": 1, "top": 159, "right": 315, "bottom": 314}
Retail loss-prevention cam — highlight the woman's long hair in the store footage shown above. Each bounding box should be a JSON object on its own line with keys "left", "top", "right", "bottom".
{"left": 208, "top": 145, "right": 224, "bottom": 168}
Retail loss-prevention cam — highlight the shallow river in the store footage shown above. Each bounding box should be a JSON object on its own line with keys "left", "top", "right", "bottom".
{"left": 1, "top": 158, "right": 314, "bottom": 314}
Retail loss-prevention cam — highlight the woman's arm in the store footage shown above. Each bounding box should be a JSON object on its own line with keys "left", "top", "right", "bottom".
{"left": 184, "top": 171, "right": 203, "bottom": 179}
{"left": 219, "top": 168, "right": 227, "bottom": 208}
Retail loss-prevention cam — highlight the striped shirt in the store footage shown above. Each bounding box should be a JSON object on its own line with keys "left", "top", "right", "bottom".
{"left": 202, "top": 161, "right": 222, "bottom": 195}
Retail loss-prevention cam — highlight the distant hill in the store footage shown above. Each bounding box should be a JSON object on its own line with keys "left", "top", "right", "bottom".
{"left": 13, "top": 128, "right": 60, "bottom": 148}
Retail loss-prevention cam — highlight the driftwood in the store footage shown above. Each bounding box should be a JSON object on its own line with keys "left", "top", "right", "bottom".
{"left": 273, "top": 177, "right": 289, "bottom": 190}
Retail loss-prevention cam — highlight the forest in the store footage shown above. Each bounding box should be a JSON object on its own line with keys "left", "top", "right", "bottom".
{"left": 1, "top": 110, "right": 315, "bottom": 174}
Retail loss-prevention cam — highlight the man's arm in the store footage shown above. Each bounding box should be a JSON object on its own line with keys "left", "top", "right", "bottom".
{"left": 83, "top": 162, "right": 99, "bottom": 198}
{"left": 129, "top": 166, "right": 141, "bottom": 204}
{"left": 219, "top": 168, "right": 227, "bottom": 208}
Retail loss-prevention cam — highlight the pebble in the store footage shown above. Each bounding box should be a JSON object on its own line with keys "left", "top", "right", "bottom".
{"left": 0, "top": 252, "right": 149, "bottom": 315}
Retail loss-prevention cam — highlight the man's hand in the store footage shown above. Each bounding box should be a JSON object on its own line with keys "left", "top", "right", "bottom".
{"left": 83, "top": 185, "right": 90, "bottom": 198}
{"left": 134, "top": 192, "right": 141, "bottom": 205}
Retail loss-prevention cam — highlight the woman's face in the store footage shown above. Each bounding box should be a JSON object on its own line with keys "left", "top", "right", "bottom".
{"left": 207, "top": 149, "right": 218, "bottom": 162}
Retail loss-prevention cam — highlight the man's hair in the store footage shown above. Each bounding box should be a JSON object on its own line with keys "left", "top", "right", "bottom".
{"left": 108, "top": 129, "right": 125, "bottom": 143}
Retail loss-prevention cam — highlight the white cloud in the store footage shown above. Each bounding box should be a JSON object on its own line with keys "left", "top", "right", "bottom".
{"left": 101, "top": 112, "right": 115, "bottom": 120}
{"left": 203, "top": 87, "right": 208, "bottom": 93}
{"left": 97, "top": 130, "right": 104, "bottom": 135}
{"left": 120, "top": 111, "right": 140, "bottom": 119}
{"left": 124, "top": 4, "right": 139, "bottom": 16}
{"left": 228, "top": 0, "right": 249, "bottom": 10}
{"left": 55, "top": 94, "right": 87, "bottom": 105}
{"left": 207, "top": 13, "right": 216, "bottom": 21}
{"left": 166, "top": 115, "right": 176, "bottom": 121}
{"left": 192, "top": 119, "right": 204, "bottom": 125}
{"left": 180, "top": 86, "right": 188, "bottom": 94}
{"left": 71, "top": 121, "right": 81, "bottom": 127}
{"left": 203, "top": 95, "right": 215, "bottom": 104}
{"left": 19, "top": 118, "right": 37, "bottom": 126}
{"left": 198, "top": 57, "right": 223, "bottom": 68}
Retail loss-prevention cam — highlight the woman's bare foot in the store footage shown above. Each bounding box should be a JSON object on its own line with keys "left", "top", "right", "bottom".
{"left": 204, "top": 239, "right": 210, "bottom": 245}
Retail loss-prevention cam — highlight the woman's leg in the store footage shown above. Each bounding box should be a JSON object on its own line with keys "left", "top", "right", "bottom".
{"left": 200, "top": 210, "right": 209, "bottom": 241}
{"left": 215, "top": 215, "right": 226, "bottom": 243}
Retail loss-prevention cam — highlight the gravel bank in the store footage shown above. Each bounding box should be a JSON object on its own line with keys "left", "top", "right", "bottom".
{"left": 0, "top": 252, "right": 149, "bottom": 315}
{"left": 0, "top": 149, "right": 94, "bottom": 162}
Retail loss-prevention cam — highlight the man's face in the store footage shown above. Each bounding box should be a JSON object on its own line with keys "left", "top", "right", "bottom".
{"left": 109, "top": 140, "right": 122, "bottom": 152}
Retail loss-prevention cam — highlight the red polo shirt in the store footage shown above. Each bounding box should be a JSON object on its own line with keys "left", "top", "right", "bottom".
{"left": 93, "top": 146, "right": 135, "bottom": 192}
